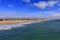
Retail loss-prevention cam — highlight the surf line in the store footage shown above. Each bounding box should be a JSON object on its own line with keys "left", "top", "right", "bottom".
{"left": 0, "top": 22, "right": 36, "bottom": 30}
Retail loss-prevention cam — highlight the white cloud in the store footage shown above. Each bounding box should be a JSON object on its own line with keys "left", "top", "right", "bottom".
{"left": 54, "top": 13, "right": 60, "bottom": 16}
{"left": 51, "top": 13, "right": 60, "bottom": 18}
{"left": 34, "top": 1, "right": 48, "bottom": 9}
{"left": 57, "top": 3, "right": 60, "bottom": 6}
{"left": 58, "top": 8, "right": 60, "bottom": 10}
{"left": 48, "top": 1, "right": 58, "bottom": 7}
{"left": 8, "top": 4, "right": 14, "bottom": 7}
{"left": 22, "top": 0, "right": 30, "bottom": 2}
{"left": 48, "top": 12, "right": 60, "bottom": 19}
{"left": 36, "top": 11, "right": 60, "bottom": 19}
{"left": 34, "top": 1, "right": 58, "bottom": 9}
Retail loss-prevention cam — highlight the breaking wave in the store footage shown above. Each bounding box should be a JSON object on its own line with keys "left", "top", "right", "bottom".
{"left": 0, "top": 22, "right": 35, "bottom": 30}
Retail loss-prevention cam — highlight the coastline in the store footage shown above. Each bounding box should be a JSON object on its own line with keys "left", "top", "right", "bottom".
{"left": 0, "top": 20, "right": 40, "bottom": 30}
{"left": 0, "top": 20, "right": 40, "bottom": 24}
{"left": 0, "top": 20, "right": 46, "bottom": 30}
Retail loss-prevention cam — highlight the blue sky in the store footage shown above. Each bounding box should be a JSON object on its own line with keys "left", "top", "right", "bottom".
{"left": 0, "top": 0, "right": 60, "bottom": 18}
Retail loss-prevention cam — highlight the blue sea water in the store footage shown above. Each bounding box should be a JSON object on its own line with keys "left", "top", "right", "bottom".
{"left": 0, "top": 20, "right": 60, "bottom": 40}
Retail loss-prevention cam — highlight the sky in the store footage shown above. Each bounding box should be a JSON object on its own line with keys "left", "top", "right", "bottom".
{"left": 0, "top": 0, "right": 60, "bottom": 18}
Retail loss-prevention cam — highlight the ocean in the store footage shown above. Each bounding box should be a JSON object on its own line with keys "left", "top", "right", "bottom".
{"left": 0, "top": 20, "right": 60, "bottom": 40}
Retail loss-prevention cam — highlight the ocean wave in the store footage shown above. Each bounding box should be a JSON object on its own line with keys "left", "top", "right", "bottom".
{"left": 0, "top": 22, "right": 36, "bottom": 30}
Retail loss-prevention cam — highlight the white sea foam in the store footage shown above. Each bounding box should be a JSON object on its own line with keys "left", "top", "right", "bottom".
{"left": 0, "top": 22, "right": 35, "bottom": 30}
{"left": 0, "top": 24, "right": 24, "bottom": 30}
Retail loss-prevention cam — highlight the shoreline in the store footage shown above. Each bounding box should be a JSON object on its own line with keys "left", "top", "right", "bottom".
{"left": 0, "top": 21, "right": 38, "bottom": 30}
{"left": 0, "top": 20, "right": 40, "bottom": 24}
{"left": 0, "top": 20, "right": 49, "bottom": 30}
{"left": 0, "top": 20, "right": 44, "bottom": 30}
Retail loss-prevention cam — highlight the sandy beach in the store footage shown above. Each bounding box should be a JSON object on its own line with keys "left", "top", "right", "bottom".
{"left": 0, "top": 20, "right": 39, "bottom": 24}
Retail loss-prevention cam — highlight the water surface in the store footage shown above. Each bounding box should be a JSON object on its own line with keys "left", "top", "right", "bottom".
{"left": 0, "top": 20, "right": 60, "bottom": 40}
